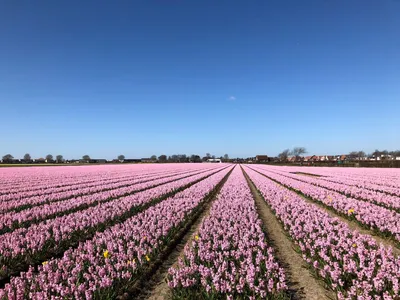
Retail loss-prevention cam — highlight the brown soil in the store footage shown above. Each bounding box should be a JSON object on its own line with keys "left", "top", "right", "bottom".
{"left": 292, "top": 172, "right": 323, "bottom": 178}
{"left": 242, "top": 167, "right": 334, "bottom": 300}
{"left": 134, "top": 167, "right": 234, "bottom": 300}
{"left": 254, "top": 168, "right": 400, "bottom": 257}
{"left": 297, "top": 193, "right": 400, "bottom": 256}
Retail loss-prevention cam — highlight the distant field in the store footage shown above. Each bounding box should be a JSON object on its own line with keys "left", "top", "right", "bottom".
{"left": 0, "top": 164, "right": 399, "bottom": 299}
{"left": 0, "top": 164, "right": 67, "bottom": 167}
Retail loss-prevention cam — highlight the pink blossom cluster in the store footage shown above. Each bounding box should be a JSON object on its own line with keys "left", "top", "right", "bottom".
{"left": 283, "top": 166, "right": 400, "bottom": 190}
{"left": 168, "top": 166, "right": 287, "bottom": 299}
{"left": 0, "top": 168, "right": 206, "bottom": 213}
{"left": 244, "top": 166, "right": 400, "bottom": 299}
{"left": 0, "top": 168, "right": 182, "bottom": 202}
{"left": 0, "top": 164, "right": 193, "bottom": 194}
{"left": 251, "top": 166, "right": 400, "bottom": 242}
{"left": 305, "top": 171, "right": 400, "bottom": 197}
{"left": 0, "top": 166, "right": 227, "bottom": 280}
{"left": 0, "top": 165, "right": 137, "bottom": 193}
{"left": 0, "top": 166, "right": 232, "bottom": 299}
{"left": 262, "top": 167, "right": 400, "bottom": 211}
{"left": 0, "top": 168, "right": 213, "bottom": 232}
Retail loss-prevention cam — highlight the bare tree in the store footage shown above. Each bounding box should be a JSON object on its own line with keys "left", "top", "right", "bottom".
{"left": 82, "top": 155, "right": 90, "bottom": 160}
{"left": 278, "top": 149, "right": 290, "bottom": 162}
{"left": 45, "top": 154, "right": 54, "bottom": 162}
{"left": 223, "top": 154, "right": 229, "bottom": 161}
{"left": 357, "top": 151, "right": 366, "bottom": 161}
{"left": 118, "top": 155, "right": 125, "bottom": 161}
{"left": 23, "top": 153, "right": 32, "bottom": 161}
{"left": 56, "top": 155, "right": 64, "bottom": 163}
{"left": 150, "top": 155, "right": 157, "bottom": 161}
{"left": 206, "top": 153, "right": 211, "bottom": 158}
{"left": 291, "top": 147, "right": 307, "bottom": 158}
{"left": 348, "top": 151, "right": 359, "bottom": 160}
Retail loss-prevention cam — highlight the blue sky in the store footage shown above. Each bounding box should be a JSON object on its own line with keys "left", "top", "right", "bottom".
{"left": 1, "top": 0, "right": 399, "bottom": 159}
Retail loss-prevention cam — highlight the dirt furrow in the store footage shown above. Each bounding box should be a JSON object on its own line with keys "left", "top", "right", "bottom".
{"left": 130, "top": 166, "right": 234, "bottom": 300}
{"left": 250, "top": 167, "right": 400, "bottom": 256}
{"left": 242, "top": 167, "right": 334, "bottom": 300}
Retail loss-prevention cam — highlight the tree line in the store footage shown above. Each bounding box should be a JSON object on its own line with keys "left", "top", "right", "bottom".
{"left": 2, "top": 153, "right": 230, "bottom": 163}
{"left": 1, "top": 154, "right": 92, "bottom": 163}
{"left": 277, "top": 147, "right": 400, "bottom": 162}
{"left": 348, "top": 149, "right": 400, "bottom": 159}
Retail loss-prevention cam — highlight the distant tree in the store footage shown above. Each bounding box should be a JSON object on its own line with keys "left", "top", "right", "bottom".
{"left": 206, "top": 153, "right": 211, "bottom": 158}
{"left": 56, "top": 155, "right": 64, "bottom": 163}
{"left": 291, "top": 147, "right": 307, "bottom": 158}
{"left": 158, "top": 155, "right": 167, "bottom": 163}
{"left": 372, "top": 149, "right": 381, "bottom": 158}
{"left": 348, "top": 151, "right": 359, "bottom": 160}
{"left": 190, "top": 155, "right": 201, "bottom": 163}
{"left": 211, "top": 155, "right": 216, "bottom": 159}
{"left": 118, "top": 155, "right": 125, "bottom": 161}
{"left": 390, "top": 150, "right": 400, "bottom": 157}
{"left": 150, "top": 155, "right": 157, "bottom": 161}
{"left": 2, "top": 154, "right": 14, "bottom": 162}
{"left": 357, "top": 151, "right": 366, "bottom": 160}
{"left": 171, "top": 155, "right": 179, "bottom": 162}
{"left": 278, "top": 149, "right": 290, "bottom": 162}
{"left": 23, "top": 153, "right": 32, "bottom": 161}
{"left": 177, "top": 154, "right": 187, "bottom": 162}
{"left": 223, "top": 154, "right": 229, "bottom": 161}
{"left": 45, "top": 154, "right": 54, "bottom": 162}
{"left": 82, "top": 155, "right": 90, "bottom": 160}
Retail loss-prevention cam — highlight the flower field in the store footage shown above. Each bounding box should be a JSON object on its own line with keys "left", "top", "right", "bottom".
{"left": 0, "top": 164, "right": 399, "bottom": 299}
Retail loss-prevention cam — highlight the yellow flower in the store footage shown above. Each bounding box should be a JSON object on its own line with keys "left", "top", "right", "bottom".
{"left": 195, "top": 235, "right": 199, "bottom": 241}
{"left": 348, "top": 208, "right": 355, "bottom": 214}
{"left": 42, "top": 261, "right": 48, "bottom": 266}
{"left": 127, "top": 258, "right": 136, "bottom": 265}
{"left": 103, "top": 250, "right": 110, "bottom": 259}
{"left": 143, "top": 236, "right": 147, "bottom": 240}
{"left": 352, "top": 243, "right": 357, "bottom": 248}
{"left": 145, "top": 255, "right": 150, "bottom": 262}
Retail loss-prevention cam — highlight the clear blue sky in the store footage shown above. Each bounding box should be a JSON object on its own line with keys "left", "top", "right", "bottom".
{"left": 1, "top": 0, "right": 399, "bottom": 159}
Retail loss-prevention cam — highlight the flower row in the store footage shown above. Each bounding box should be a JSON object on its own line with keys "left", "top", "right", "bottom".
{"left": 244, "top": 166, "right": 400, "bottom": 299}
{"left": 168, "top": 166, "right": 287, "bottom": 299}
{"left": 0, "top": 166, "right": 228, "bottom": 280}
{"left": 0, "top": 167, "right": 214, "bottom": 214}
{"left": 0, "top": 168, "right": 179, "bottom": 201}
{"left": 251, "top": 166, "right": 400, "bottom": 243}
{"left": 264, "top": 167, "right": 400, "bottom": 210}
{"left": 0, "top": 166, "right": 232, "bottom": 299}
{"left": 0, "top": 168, "right": 214, "bottom": 233}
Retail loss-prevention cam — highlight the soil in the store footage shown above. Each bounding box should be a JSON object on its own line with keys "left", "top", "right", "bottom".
{"left": 242, "top": 167, "right": 334, "bottom": 300}
{"left": 253, "top": 168, "right": 400, "bottom": 257}
{"left": 297, "top": 193, "right": 400, "bottom": 256}
{"left": 134, "top": 167, "right": 234, "bottom": 300}
{"left": 291, "top": 172, "right": 323, "bottom": 178}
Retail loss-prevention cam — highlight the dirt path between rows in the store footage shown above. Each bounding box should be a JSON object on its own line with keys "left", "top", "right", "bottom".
{"left": 298, "top": 193, "right": 400, "bottom": 256}
{"left": 251, "top": 167, "right": 400, "bottom": 257}
{"left": 242, "top": 167, "right": 333, "bottom": 300}
{"left": 292, "top": 172, "right": 324, "bottom": 178}
{"left": 134, "top": 167, "right": 234, "bottom": 300}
